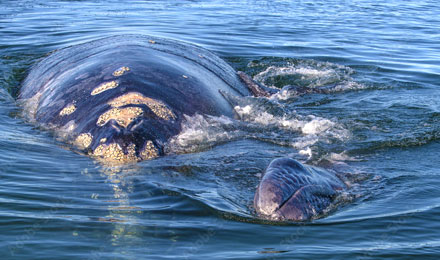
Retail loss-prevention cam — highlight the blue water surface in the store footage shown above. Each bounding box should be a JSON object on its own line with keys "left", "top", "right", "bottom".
{"left": 1, "top": 0, "right": 440, "bottom": 259}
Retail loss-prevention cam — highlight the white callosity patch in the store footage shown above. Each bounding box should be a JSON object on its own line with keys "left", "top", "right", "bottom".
{"left": 108, "top": 92, "right": 176, "bottom": 121}
{"left": 112, "top": 66, "right": 130, "bottom": 77}
{"left": 75, "top": 133, "right": 93, "bottom": 149}
{"left": 59, "top": 103, "right": 76, "bottom": 116}
{"left": 91, "top": 80, "right": 119, "bottom": 96}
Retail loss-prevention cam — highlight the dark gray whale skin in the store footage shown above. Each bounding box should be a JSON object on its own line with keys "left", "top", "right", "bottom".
{"left": 19, "top": 34, "right": 251, "bottom": 163}
{"left": 254, "top": 157, "right": 345, "bottom": 221}
{"left": 19, "top": 35, "right": 345, "bottom": 221}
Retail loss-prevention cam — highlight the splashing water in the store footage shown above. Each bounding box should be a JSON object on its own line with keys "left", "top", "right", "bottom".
{"left": 248, "top": 58, "right": 368, "bottom": 101}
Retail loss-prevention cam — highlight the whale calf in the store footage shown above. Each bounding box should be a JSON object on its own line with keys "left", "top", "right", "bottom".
{"left": 254, "top": 157, "right": 346, "bottom": 221}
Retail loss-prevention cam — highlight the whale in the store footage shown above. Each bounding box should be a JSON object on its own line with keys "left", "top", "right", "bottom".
{"left": 19, "top": 34, "right": 345, "bottom": 221}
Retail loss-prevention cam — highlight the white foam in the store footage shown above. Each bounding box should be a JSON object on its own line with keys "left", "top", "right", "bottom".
{"left": 324, "top": 152, "right": 362, "bottom": 164}
{"left": 166, "top": 114, "right": 240, "bottom": 154}
{"left": 299, "top": 147, "right": 312, "bottom": 158}
{"left": 233, "top": 102, "right": 350, "bottom": 160}
{"left": 251, "top": 60, "right": 366, "bottom": 100}
{"left": 254, "top": 65, "right": 338, "bottom": 84}
{"left": 234, "top": 105, "right": 302, "bottom": 131}
{"left": 331, "top": 80, "right": 367, "bottom": 92}
{"left": 302, "top": 118, "right": 335, "bottom": 135}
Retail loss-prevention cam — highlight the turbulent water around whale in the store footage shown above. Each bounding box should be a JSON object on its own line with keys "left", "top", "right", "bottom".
{"left": 1, "top": 0, "right": 440, "bottom": 259}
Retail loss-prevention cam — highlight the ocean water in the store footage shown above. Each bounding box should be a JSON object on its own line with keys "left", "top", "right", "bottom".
{"left": 1, "top": 0, "right": 440, "bottom": 259}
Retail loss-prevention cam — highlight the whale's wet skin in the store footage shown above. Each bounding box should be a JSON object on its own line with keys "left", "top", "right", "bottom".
{"left": 18, "top": 35, "right": 352, "bottom": 221}
{"left": 254, "top": 158, "right": 346, "bottom": 221}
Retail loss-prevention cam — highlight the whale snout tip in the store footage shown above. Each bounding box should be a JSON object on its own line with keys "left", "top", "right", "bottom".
{"left": 254, "top": 180, "right": 307, "bottom": 221}
{"left": 253, "top": 184, "right": 280, "bottom": 217}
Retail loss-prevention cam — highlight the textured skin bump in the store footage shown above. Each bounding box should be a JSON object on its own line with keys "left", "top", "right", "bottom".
{"left": 139, "top": 140, "right": 159, "bottom": 160}
{"left": 96, "top": 107, "right": 144, "bottom": 128}
{"left": 112, "top": 66, "right": 130, "bottom": 77}
{"left": 59, "top": 103, "right": 76, "bottom": 116}
{"left": 93, "top": 143, "right": 138, "bottom": 163}
{"left": 91, "top": 81, "right": 119, "bottom": 95}
{"left": 108, "top": 92, "right": 176, "bottom": 120}
{"left": 254, "top": 158, "right": 345, "bottom": 221}
{"left": 75, "top": 133, "right": 93, "bottom": 149}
